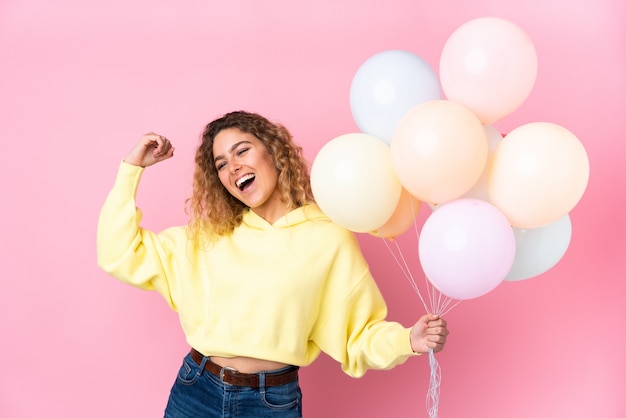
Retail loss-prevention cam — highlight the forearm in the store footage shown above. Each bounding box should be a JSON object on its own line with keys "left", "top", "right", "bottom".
{"left": 96, "top": 162, "right": 158, "bottom": 288}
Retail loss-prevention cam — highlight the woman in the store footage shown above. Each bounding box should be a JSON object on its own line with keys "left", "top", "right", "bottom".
{"left": 97, "top": 110, "right": 448, "bottom": 417}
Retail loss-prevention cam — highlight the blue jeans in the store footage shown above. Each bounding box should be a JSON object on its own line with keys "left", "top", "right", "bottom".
{"left": 164, "top": 353, "right": 302, "bottom": 417}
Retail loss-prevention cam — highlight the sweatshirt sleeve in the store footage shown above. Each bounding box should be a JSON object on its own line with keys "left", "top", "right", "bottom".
{"left": 310, "top": 232, "right": 418, "bottom": 378}
{"left": 96, "top": 161, "right": 177, "bottom": 310}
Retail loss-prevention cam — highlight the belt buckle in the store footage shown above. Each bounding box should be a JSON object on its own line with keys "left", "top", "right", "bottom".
{"left": 219, "top": 366, "right": 238, "bottom": 383}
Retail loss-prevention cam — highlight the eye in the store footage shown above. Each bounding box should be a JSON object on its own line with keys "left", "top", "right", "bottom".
{"left": 215, "top": 161, "right": 226, "bottom": 171}
{"left": 236, "top": 147, "right": 250, "bottom": 156}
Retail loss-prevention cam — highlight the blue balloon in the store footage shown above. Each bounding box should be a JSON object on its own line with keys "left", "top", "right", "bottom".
{"left": 350, "top": 50, "right": 442, "bottom": 144}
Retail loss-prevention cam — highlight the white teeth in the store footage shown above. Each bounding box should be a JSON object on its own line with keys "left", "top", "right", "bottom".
{"left": 236, "top": 174, "right": 255, "bottom": 189}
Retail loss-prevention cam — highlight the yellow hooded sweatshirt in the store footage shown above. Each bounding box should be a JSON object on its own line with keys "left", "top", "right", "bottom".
{"left": 97, "top": 162, "right": 415, "bottom": 378}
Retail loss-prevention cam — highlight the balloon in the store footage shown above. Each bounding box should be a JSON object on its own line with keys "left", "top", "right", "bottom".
{"left": 390, "top": 100, "right": 488, "bottom": 204}
{"left": 459, "top": 124, "right": 503, "bottom": 202}
{"left": 370, "top": 188, "right": 422, "bottom": 239}
{"left": 311, "top": 133, "right": 402, "bottom": 232}
{"left": 505, "top": 214, "right": 572, "bottom": 281}
{"left": 350, "top": 50, "right": 442, "bottom": 144}
{"left": 488, "top": 122, "right": 590, "bottom": 228}
{"left": 418, "top": 199, "right": 516, "bottom": 300}
{"left": 439, "top": 17, "right": 538, "bottom": 124}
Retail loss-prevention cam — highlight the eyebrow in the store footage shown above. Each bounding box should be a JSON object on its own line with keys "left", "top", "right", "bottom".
{"left": 213, "top": 140, "right": 252, "bottom": 163}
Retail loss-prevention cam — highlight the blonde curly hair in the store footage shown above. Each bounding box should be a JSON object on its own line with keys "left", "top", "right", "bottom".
{"left": 186, "top": 111, "right": 315, "bottom": 240}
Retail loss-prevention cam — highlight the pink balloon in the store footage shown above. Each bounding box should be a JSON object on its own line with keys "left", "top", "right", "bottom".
{"left": 418, "top": 199, "right": 516, "bottom": 300}
{"left": 439, "top": 17, "right": 538, "bottom": 124}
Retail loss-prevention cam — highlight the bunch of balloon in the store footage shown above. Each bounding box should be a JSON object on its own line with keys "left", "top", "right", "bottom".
{"left": 311, "top": 16, "right": 590, "bottom": 418}
{"left": 376, "top": 16, "right": 589, "bottom": 313}
{"left": 435, "top": 17, "right": 590, "bottom": 286}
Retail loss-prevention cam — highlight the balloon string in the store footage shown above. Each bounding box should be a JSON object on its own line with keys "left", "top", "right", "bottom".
{"left": 427, "top": 349, "right": 442, "bottom": 418}
{"left": 382, "top": 238, "right": 429, "bottom": 313}
{"left": 408, "top": 205, "right": 442, "bottom": 315}
{"left": 410, "top": 202, "right": 462, "bottom": 317}
{"left": 437, "top": 298, "right": 462, "bottom": 317}
{"left": 380, "top": 236, "right": 448, "bottom": 418}
{"left": 379, "top": 201, "right": 463, "bottom": 418}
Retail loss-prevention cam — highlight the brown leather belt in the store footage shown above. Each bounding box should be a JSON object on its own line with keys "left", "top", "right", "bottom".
{"left": 189, "top": 348, "right": 299, "bottom": 388}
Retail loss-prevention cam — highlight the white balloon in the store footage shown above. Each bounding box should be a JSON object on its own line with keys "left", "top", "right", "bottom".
{"left": 350, "top": 50, "right": 442, "bottom": 144}
{"left": 505, "top": 214, "right": 572, "bottom": 281}
{"left": 310, "top": 133, "right": 402, "bottom": 232}
{"left": 459, "top": 124, "right": 503, "bottom": 202}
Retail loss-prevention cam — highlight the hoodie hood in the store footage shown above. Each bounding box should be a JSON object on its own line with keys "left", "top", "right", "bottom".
{"left": 242, "top": 204, "right": 330, "bottom": 230}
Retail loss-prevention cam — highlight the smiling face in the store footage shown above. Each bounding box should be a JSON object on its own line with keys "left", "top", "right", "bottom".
{"left": 213, "top": 127, "right": 286, "bottom": 224}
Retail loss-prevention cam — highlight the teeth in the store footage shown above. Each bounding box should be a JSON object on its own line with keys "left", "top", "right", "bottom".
{"left": 236, "top": 174, "right": 255, "bottom": 189}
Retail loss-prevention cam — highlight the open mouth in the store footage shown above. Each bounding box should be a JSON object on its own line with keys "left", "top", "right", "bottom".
{"left": 236, "top": 174, "right": 255, "bottom": 191}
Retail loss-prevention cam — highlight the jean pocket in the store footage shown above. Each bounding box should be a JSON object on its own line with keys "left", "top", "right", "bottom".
{"left": 176, "top": 354, "right": 201, "bottom": 385}
{"left": 261, "top": 380, "right": 302, "bottom": 410}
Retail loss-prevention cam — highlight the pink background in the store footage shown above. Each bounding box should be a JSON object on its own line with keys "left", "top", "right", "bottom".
{"left": 1, "top": 0, "right": 624, "bottom": 417}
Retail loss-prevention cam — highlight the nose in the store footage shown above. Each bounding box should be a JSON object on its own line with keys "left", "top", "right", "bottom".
{"left": 229, "top": 161, "right": 241, "bottom": 173}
